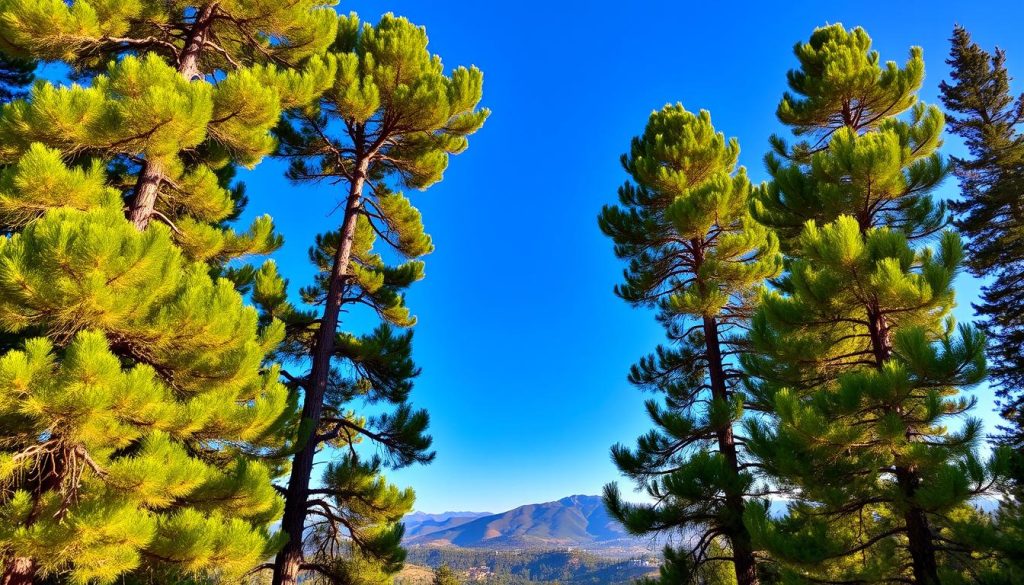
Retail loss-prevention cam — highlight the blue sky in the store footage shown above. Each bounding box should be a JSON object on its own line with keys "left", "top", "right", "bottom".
{"left": 238, "top": 1, "right": 1024, "bottom": 513}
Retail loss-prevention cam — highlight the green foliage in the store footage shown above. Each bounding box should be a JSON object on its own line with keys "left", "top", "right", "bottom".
{"left": 281, "top": 11, "right": 489, "bottom": 190}
{"left": 432, "top": 564, "right": 461, "bottom": 585}
{"left": 743, "top": 24, "right": 1000, "bottom": 585}
{"left": 599, "top": 104, "right": 780, "bottom": 585}
{"left": 0, "top": 0, "right": 338, "bottom": 263}
{"left": 939, "top": 25, "right": 1024, "bottom": 453}
{"left": 753, "top": 24, "right": 946, "bottom": 247}
{"left": 600, "top": 105, "right": 781, "bottom": 314}
{"left": 0, "top": 0, "right": 337, "bottom": 71}
{"left": 0, "top": 207, "right": 290, "bottom": 583}
{"left": 299, "top": 458, "right": 415, "bottom": 585}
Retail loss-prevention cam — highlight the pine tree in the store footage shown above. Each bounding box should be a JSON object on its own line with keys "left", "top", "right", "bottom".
{"left": 432, "top": 564, "right": 461, "bottom": 585}
{"left": 939, "top": 25, "right": 1024, "bottom": 456}
{"left": 0, "top": 1, "right": 338, "bottom": 582}
{"left": 743, "top": 25, "right": 1006, "bottom": 585}
{"left": 267, "top": 12, "right": 488, "bottom": 585}
{"left": 938, "top": 26, "right": 1024, "bottom": 584}
{"left": 599, "top": 105, "right": 782, "bottom": 585}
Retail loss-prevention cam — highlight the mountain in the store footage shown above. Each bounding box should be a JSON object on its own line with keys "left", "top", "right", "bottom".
{"left": 404, "top": 495, "right": 650, "bottom": 550}
{"left": 404, "top": 511, "right": 492, "bottom": 540}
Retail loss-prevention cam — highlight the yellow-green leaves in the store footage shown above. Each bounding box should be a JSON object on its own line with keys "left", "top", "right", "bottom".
{"left": 0, "top": 144, "right": 118, "bottom": 228}
{"left": 0, "top": 0, "right": 120, "bottom": 61}
{"left": 332, "top": 52, "right": 381, "bottom": 123}
{"left": 0, "top": 1, "right": 348, "bottom": 582}
{"left": 0, "top": 0, "right": 338, "bottom": 68}
{"left": 376, "top": 191, "right": 434, "bottom": 258}
{"left": 208, "top": 67, "right": 281, "bottom": 167}
{"left": 756, "top": 25, "right": 948, "bottom": 246}
{"left": 0, "top": 329, "right": 284, "bottom": 584}
{"left": 0, "top": 1, "right": 340, "bottom": 262}
{"left": 600, "top": 103, "right": 781, "bottom": 317}
{"left": 0, "top": 54, "right": 211, "bottom": 162}
{"left": 296, "top": 12, "right": 488, "bottom": 190}
{"left": 779, "top": 24, "right": 923, "bottom": 136}
{"left": 626, "top": 106, "right": 738, "bottom": 197}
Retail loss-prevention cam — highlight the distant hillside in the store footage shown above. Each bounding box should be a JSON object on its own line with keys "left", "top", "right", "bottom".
{"left": 404, "top": 511, "right": 493, "bottom": 540}
{"left": 405, "top": 495, "right": 654, "bottom": 550}
{"left": 404, "top": 547, "right": 659, "bottom": 585}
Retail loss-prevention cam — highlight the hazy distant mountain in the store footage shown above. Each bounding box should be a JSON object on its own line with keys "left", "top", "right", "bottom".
{"left": 404, "top": 511, "right": 492, "bottom": 539}
{"left": 405, "top": 495, "right": 648, "bottom": 549}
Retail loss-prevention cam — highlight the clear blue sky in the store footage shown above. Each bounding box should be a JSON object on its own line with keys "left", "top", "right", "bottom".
{"left": 237, "top": 0, "right": 1024, "bottom": 513}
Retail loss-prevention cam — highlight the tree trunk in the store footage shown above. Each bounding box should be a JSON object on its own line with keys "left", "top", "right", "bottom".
{"left": 866, "top": 306, "right": 893, "bottom": 366}
{"left": 897, "top": 467, "right": 941, "bottom": 585}
{"left": 127, "top": 159, "right": 164, "bottom": 230}
{"left": 272, "top": 160, "right": 369, "bottom": 585}
{"left": 703, "top": 315, "right": 760, "bottom": 585}
{"left": 1, "top": 558, "right": 36, "bottom": 585}
{"left": 125, "top": 2, "right": 217, "bottom": 230}
{"left": 868, "top": 307, "right": 940, "bottom": 584}
{"left": 175, "top": 2, "right": 218, "bottom": 82}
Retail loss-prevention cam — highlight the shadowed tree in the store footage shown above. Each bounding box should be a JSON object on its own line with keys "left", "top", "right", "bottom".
{"left": 599, "top": 104, "right": 782, "bottom": 585}
{"left": 0, "top": 53, "right": 32, "bottom": 103}
{"left": 265, "top": 12, "right": 488, "bottom": 585}
{"left": 938, "top": 25, "right": 1024, "bottom": 584}
{"left": 939, "top": 25, "right": 1024, "bottom": 458}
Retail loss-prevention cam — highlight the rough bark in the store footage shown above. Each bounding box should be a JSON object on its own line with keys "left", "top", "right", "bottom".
{"left": 703, "top": 314, "right": 760, "bottom": 585}
{"left": 0, "top": 558, "right": 35, "bottom": 585}
{"left": 897, "top": 467, "right": 941, "bottom": 585}
{"left": 867, "top": 307, "right": 941, "bottom": 585}
{"left": 272, "top": 159, "right": 369, "bottom": 585}
{"left": 126, "top": 2, "right": 218, "bottom": 230}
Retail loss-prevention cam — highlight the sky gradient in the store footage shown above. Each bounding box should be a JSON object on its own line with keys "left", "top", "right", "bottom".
{"left": 237, "top": 0, "right": 1024, "bottom": 513}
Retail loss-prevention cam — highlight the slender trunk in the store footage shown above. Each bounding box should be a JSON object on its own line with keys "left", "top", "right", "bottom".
{"left": 866, "top": 305, "right": 893, "bottom": 366}
{"left": 175, "top": 2, "right": 219, "bottom": 83}
{"left": 897, "top": 468, "right": 941, "bottom": 585}
{"left": 0, "top": 558, "right": 35, "bottom": 585}
{"left": 128, "top": 159, "right": 164, "bottom": 230}
{"left": 272, "top": 160, "right": 369, "bottom": 585}
{"left": 126, "top": 2, "right": 218, "bottom": 230}
{"left": 703, "top": 315, "right": 759, "bottom": 585}
{"left": 867, "top": 307, "right": 940, "bottom": 585}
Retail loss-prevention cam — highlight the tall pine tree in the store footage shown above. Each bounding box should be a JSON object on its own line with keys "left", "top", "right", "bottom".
{"left": 599, "top": 105, "right": 782, "bottom": 585}
{"left": 0, "top": 1, "right": 337, "bottom": 582}
{"left": 744, "top": 25, "right": 1003, "bottom": 585}
{"left": 939, "top": 25, "right": 1024, "bottom": 455}
{"left": 938, "top": 26, "right": 1024, "bottom": 584}
{"left": 267, "top": 12, "right": 488, "bottom": 585}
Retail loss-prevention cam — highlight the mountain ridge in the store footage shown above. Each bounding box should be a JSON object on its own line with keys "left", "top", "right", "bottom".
{"left": 403, "top": 494, "right": 648, "bottom": 550}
